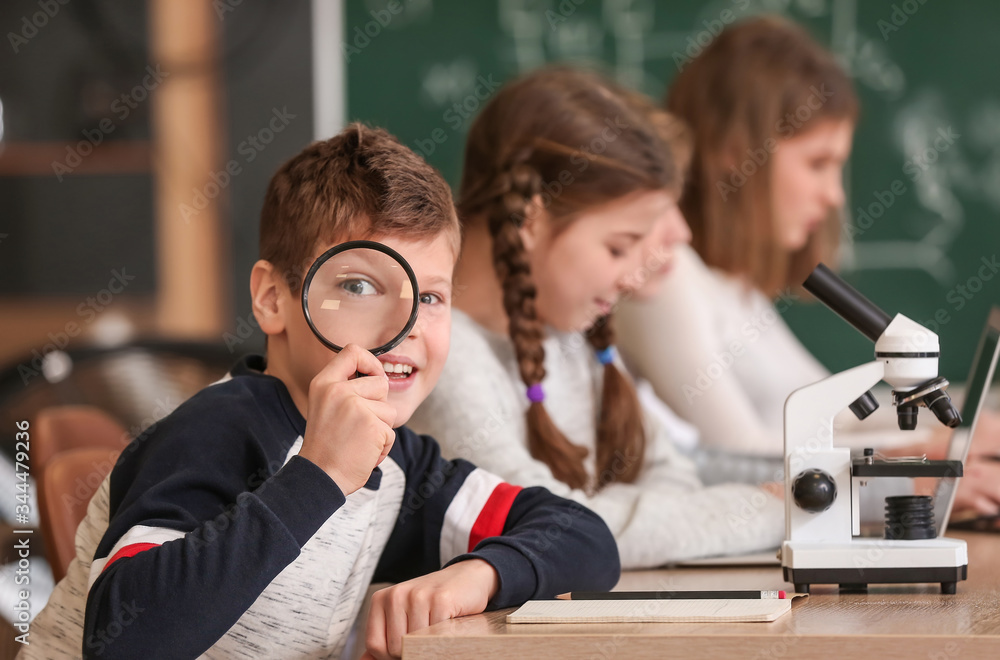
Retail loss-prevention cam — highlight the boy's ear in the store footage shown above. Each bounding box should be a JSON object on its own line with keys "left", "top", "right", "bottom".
{"left": 250, "top": 260, "right": 290, "bottom": 336}
{"left": 517, "top": 194, "right": 547, "bottom": 253}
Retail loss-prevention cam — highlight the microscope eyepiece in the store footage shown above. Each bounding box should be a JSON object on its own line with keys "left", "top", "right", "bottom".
{"left": 803, "top": 264, "right": 892, "bottom": 342}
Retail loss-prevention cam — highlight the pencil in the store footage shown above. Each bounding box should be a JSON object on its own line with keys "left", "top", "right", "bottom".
{"left": 556, "top": 590, "right": 787, "bottom": 600}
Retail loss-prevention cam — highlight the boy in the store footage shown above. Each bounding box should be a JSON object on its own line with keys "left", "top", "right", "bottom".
{"left": 23, "top": 125, "right": 620, "bottom": 659}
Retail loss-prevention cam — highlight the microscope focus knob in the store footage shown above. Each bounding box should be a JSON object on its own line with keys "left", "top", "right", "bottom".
{"left": 792, "top": 469, "right": 837, "bottom": 513}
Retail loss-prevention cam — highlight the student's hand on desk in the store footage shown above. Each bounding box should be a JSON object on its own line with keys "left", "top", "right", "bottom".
{"left": 969, "top": 409, "right": 1000, "bottom": 459}
{"left": 900, "top": 409, "right": 1000, "bottom": 462}
{"left": 362, "top": 558, "right": 500, "bottom": 660}
{"left": 299, "top": 344, "right": 397, "bottom": 495}
{"left": 917, "top": 457, "right": 1000, "bottom": 519}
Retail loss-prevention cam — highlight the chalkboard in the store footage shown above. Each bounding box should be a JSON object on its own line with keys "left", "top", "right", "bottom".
{"left": 346, "top": 0, "right": 1000, "bottom": 381}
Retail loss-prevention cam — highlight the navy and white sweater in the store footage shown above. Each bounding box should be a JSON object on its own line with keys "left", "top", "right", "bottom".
{"left": 23, "top": 355, "right": 619, "bottom": 659}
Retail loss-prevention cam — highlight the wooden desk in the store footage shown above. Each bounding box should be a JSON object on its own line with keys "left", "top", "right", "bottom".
{"left": 404, "top": 531, "right": 1000, "bottom": 659}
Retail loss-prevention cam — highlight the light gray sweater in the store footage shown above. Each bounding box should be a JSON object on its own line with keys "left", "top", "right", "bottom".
{"left": 408, "top": 309, "right": 785, "bottom": 569}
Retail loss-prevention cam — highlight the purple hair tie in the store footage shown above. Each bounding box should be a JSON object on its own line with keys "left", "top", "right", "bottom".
{"left": 596, "top": 346, "right": 615, "bottom": 366}
{"left": 526, "top": 383, "right": 545, "bottom": 403}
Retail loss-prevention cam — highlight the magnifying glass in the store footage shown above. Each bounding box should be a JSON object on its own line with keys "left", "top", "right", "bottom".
{"left": 301, "top": 240, "right": 419, "bottom": 361}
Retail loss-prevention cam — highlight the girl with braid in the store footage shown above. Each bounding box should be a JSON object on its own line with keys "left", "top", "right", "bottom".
{"left": 408, "top": 66, "right": 784, "bottom": 568}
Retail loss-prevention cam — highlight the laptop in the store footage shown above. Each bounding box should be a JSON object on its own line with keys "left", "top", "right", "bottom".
{"left": 934, "top": 306, "right": 1000, "bottom": 533}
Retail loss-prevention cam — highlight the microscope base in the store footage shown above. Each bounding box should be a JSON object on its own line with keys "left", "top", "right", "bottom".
{"left": 781, "top": 538, "right": 968, "bottom": 594}
{"left": 783, "top": 565, "right": 967, "bottom": 594}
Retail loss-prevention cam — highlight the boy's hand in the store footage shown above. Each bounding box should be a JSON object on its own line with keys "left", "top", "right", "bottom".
{"left": 362, "top": 559, "right": 500, "bottom": 660}
{"left": 299, "top": 344, "right": 396, "bottom": 495}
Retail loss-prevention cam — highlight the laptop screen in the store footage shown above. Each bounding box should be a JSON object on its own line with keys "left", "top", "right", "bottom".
{"left": 934, "top": 306, "right": 1000, "bottom": 534}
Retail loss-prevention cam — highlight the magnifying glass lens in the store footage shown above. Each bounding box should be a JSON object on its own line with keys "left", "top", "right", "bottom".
{"left": 303, "top": 245, "right": 417, "bottom": 354}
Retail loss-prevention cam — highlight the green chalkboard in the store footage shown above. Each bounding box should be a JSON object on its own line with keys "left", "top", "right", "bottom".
{"left": 346, "top": 0, "right": 1000, "bottom": 381}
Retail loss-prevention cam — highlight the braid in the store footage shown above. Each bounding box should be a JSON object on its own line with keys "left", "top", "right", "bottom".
{"left": 487, "top": 164, "right": 590, "bottom": 491}
{"left": 587, "top": 317, "right": 647, "bottom": 488}
{"left": 455, "top": 66, "right": 686, "bottom": 494}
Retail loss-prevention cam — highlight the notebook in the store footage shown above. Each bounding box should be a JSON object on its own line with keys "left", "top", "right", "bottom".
{"left": 506, "top": 595, "right": 806, "bottom": 624}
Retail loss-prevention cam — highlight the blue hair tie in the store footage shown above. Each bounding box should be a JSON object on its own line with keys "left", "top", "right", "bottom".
{"left": 526, "top": 383, "right": 545, "bottom": 403}
{"left": 596, "top": 346, "right": 615, "bottom": 366}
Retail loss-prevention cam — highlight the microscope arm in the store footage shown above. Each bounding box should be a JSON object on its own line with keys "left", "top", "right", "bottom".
{"left": 783, "top": 361, "right": 885, "bottom": 542}
{"left": 784, "top": 361, "right": 885, "bottom": 456}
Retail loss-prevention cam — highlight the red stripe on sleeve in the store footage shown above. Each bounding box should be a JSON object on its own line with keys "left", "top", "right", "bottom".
{"left": 102, "top": 543, "right": 160, "bottom": 573}
{"left": 467, "top": 483, "right": 522, "bottom": 552}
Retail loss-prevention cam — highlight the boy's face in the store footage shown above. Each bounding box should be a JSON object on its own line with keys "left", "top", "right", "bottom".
{"left": 284, "top": 234, "right": 456, "bottom": 426}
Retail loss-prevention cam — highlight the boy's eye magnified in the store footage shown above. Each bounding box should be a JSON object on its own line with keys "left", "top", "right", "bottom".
{"left": 340, "top": 276, "right": 380, "bottom": 297}
{"left": 302, "top": 242, "right": 421, "bottom": 355}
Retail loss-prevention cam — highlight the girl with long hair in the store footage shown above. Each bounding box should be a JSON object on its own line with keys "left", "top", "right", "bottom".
{"left": 618, "top": 16, "right": 1000, "bottom": 515}
{"left": 409, "top": 66, "right": 784, "bottom": 567}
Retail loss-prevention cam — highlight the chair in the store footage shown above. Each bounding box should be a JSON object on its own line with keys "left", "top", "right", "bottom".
{"left": 32, "top": 405, "right": 129, "bottom": 471}
{"left": 0, "top": 343, "right": 232, "bottom": 598}
{"left": 38, "top": 447, "right": 121, "bottom": 582}
{"left": 33, "top": 406, "right": 129, "bottom": 582}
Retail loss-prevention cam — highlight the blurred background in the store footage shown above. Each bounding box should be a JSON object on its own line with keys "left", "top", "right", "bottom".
{"left": 0, "top": 0, "right": 998, "bottom": 640}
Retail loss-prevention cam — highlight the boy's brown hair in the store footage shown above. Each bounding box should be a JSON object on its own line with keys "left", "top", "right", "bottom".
{"left": 668, "top": 15, "right": 858, "bottom": 294}
{"left": 259, "top": 123, "right": 460, "bottom": 289}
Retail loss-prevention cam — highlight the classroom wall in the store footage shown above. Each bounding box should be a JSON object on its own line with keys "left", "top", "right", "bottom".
{"left": 3, "top": 0, "right": 997, "bottom": 385}
{"left": 343, "top": 0, "right": 1000, "bottom": 382}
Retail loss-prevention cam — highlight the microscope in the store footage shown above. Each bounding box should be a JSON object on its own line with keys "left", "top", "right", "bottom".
{"left": 781, "top": 264, "right": 966, "bottom": 594}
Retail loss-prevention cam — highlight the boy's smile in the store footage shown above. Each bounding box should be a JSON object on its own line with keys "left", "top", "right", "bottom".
{"left": 378, "top": 354, "right": 418, "bottom": 392}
